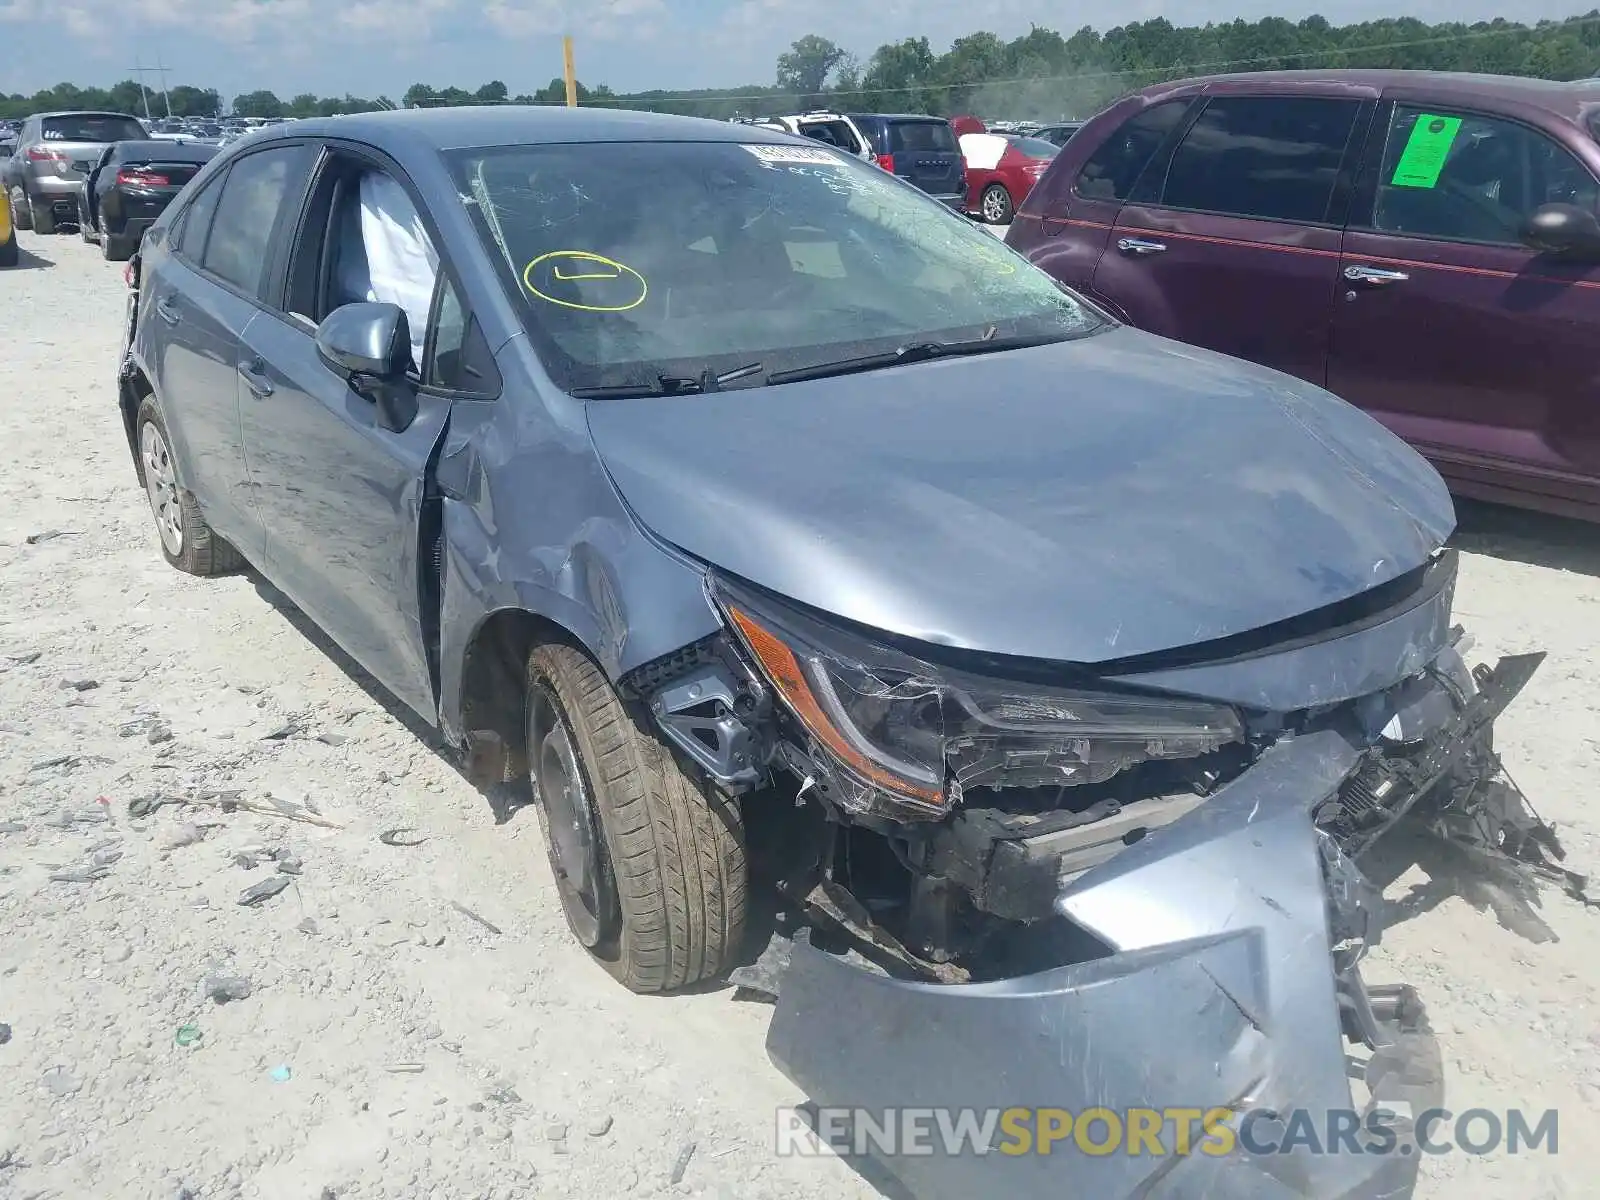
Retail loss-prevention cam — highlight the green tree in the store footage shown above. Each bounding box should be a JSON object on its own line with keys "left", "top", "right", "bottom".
{"left": 232, "top": 90, "right": 284, "bottom": 118}
{"left": 776, "top": 34, "right": 847, "bottom": 104}
{"left": 168, "top": 85, "right": 221, "bottom": 117}
{"left": 475, "top": 80, "right": 509, "bottom": 103}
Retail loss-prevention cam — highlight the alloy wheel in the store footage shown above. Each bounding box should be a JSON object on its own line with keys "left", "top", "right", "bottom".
{"left": 139, "top": 421, "right": 184, "bottom": 556}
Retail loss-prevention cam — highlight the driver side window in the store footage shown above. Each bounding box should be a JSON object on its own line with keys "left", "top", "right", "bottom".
{"left": 1369, "top": 106, "right": 1598, "bottom": 246}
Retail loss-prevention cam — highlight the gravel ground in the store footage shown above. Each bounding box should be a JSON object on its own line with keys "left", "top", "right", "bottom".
{"left": 2, "top": 228, "right": 1599, "bottom": 1200}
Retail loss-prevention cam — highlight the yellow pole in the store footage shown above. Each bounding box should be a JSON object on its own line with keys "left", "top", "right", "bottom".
{"left": 563, "top": 36, "right": 577, "bottom": 106}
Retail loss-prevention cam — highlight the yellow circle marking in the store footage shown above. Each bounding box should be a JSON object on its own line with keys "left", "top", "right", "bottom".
{"left": 523, "top": 250, "right": 648, "bottom": 312}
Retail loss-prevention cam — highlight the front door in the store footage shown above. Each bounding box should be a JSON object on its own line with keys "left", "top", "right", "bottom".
{"left": 1329, "top": 100, "right": 1600, "bottom": 511}
{"left": 1093, "top": 93, "right": 1369, "bottom": 389}
{"left": 237, "top": 154, "right": 451, "bottom": 719}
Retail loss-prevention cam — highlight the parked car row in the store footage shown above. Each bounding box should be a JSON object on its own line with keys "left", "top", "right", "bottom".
{"left": 1007, "top": 68, "right": 1600, "bottom": 522}
{"left": 1, "top": 110, "right": 219, "bottom": 253}
{"left": 746, "top": 110, "right": 969, "bottom": 208}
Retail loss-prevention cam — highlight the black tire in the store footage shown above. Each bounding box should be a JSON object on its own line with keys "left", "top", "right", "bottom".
{"left": 134, "top": 396, "right": 246, "bottom": 576}
{"left": 980, "top": 183, "right": 1014, "bottom": 225}
{"left": 103, "top": 231, "right": 133, "bottom": 261}
{"left": 79, "top": 205, "right": 95, "bottom": 242}
{"left": 0, "top": 227, "right": 16, "bottom": 268}
{"left": 525, "top": 641, "right": 747, "bottom": 993}
{"left": 30, "top": 198, "right": 55, "bottom": 236}
{"left": 9, "top": 186, "right": 32, "bottom": 232}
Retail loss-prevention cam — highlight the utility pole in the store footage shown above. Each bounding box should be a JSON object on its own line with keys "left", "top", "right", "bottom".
{"left": 154, "top": 55, "right": 174, "bottom": 118}
{"left": 563, "top": 35, "right": 577, "bottom": 106}
{"left": 129, "top": 57, "right": 153, "bottom": 120}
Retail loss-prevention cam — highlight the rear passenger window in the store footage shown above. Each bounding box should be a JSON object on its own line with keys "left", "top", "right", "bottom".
{"left": 202, "top": 146, "right": 309, "bottom": 296}
{"left": 1159, "top": 96, "right": 1361, "bottom": 223}
{"left": 1075, "top": 100, "right": 1190, "bottom": 202}
{"left": 1368, "top": 106, "right": 1599, "bottom": 245}
{"left": 889, "top": 121, "right": 957, "bottom": 153}
{"left": 176, "top": 169, "right": 227, "bottom": 262}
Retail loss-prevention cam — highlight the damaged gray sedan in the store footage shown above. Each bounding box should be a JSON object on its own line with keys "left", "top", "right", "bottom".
{"left": 119, "top": 107, "right": 1579, "bottom": 1200}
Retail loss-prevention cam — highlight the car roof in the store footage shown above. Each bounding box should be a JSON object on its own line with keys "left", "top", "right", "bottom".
{"left": 1154, "top": 69, "right": 1600, "bottom": 121}
{"left": 35, "top": 110, "right": 145, "bottom": 120}
{"left": 249, "top": 105, "right": 803, "bottom": 153}
{"left": 851, "top": 113, "right": 949, "bottom": 122}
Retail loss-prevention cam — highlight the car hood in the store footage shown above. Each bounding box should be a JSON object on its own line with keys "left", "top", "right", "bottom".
{"left": 584, "top": 326, "right": 1455, "bottom": 666}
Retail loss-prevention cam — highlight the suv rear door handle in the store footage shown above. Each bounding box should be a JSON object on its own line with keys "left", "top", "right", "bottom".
{"left": 1344, "top": 264, "right": 1409, "bottom": 286}
{"left": 238, "top": 357, "right": 274, "bottom": 398}
{"left": 1116, "top": 236, "right": 1168, "bottom": 256}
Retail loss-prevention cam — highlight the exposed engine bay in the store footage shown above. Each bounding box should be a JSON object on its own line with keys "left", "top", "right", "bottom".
{"left": 623, "top": 557, "right": 1581, "bottom": 992}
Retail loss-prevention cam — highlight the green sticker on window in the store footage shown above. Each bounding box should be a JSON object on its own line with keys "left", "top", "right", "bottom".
{"left": 1390, "top": 113, "right": 1462, "bottom": 189}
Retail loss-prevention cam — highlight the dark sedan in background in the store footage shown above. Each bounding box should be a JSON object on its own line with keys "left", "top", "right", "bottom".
{"left": 78, "top": 140, "right": 216, "bottom": 260}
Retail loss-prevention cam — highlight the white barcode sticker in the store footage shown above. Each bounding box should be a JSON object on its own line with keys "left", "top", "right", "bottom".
{"left": 741, "top": 144, "right": 844, "bottom": 165}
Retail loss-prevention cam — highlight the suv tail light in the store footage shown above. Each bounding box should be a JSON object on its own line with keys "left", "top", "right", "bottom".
{"left": 117, "top": 168, "right": 169, "bottom": 187}
{"left": 875, "top": 153, "right": 895, "bottom": 172}
{"left": 25, "top": 145, "right": 68, "bottom": 164}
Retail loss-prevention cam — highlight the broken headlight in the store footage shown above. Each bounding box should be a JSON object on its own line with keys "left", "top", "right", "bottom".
{"left": 714, "top": 579, "right": 1244, "bottom": 820}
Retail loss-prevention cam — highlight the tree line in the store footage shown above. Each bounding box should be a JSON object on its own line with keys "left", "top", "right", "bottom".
{"left": 5, "top": 11, "right": 1600, "bottom": 125}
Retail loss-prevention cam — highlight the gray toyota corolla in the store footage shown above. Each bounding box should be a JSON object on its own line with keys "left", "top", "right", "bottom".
{"left": 117, "top": 107, "right": 1575, "bottom": 1199}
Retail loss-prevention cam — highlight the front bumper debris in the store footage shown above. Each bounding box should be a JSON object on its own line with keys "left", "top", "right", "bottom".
{"left": 765, "top": 712, "right": 1504, "bottom": 1200}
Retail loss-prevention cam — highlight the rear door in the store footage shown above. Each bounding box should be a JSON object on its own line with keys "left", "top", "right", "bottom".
{"left": 1093, "top": 91, "right": 1370, "bottom": 387}
{"left": 1010, "top": 97, "right": 1196, "bottom": 294}
{"left": 886, "top": 118, "right": 964, "bottom": 203}
{"left": 1329, "top": 99, "right": 1600, "bottom": 510}
{"left": 146, "top": 143, "right": 314, "bottom": 560}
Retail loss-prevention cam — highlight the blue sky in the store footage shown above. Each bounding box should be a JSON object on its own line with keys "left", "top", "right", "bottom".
{"left": 0, "top": 0, "right": 1588, "bottom": 101}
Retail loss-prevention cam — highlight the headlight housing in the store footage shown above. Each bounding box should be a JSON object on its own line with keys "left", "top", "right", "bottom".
{"left": 713, "top": 579, "right": 1244, "bottom": 821}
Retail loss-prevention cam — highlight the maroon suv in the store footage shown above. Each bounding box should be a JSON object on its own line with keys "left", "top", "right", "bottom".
{"left": 1008, "top": 70, "right": 1600, "bottom": 522}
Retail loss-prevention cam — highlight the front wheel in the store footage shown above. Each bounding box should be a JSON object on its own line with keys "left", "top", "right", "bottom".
{"left": 980, "top": 183, "right": 1014, "bottom": 225}
{"left": 134, "top": 396, "right": 245, "bottom": 576}
{"left": 525, "top": 641, "right": 747, "bottom": 993}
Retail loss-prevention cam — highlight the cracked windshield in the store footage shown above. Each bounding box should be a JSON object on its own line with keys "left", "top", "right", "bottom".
{"left": 454, "top": 140, "right": 1104, "bottom": 389}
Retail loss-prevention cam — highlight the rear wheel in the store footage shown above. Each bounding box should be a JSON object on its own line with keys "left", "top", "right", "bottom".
{"left": 80, "top": 204, "right": 96, "bottom": 242}
{"left": 525, "top": 641, "right": 747, "bottom": 993}
{"left": 9, "top": 186, "right": 32, "bottom": 232}
{"left": 980, "top": 183, "right": 1014, "bottom": 225}
{"left": 134, "top": 396, "right": 245, "bottom": 576}
{"left": 102, "top": 228, "right": 133, "bottom": 261}
{"left": 30, "top": 197, "right": 55, "bottom": 236}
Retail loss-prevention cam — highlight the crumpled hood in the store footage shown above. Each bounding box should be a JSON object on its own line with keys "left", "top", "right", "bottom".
{"left": 585, "top": 326, "right": 1455, "bottom": 665}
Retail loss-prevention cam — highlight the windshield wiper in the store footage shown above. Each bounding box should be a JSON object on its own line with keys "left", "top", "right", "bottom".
{"left": 766, "top": 333, "right": 1064, "bottom": 386}
{"left": 570, "top": 361, "right": 764, "bottom": 400}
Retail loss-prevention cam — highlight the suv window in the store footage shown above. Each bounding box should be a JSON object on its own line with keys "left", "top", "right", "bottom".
{"left": 1075, "top": 100, "right": 1191, "bottom": 202}
{"left": 1158, "top": 96, "right": 1361, "bottom": 224}
{"left": 1368, "top": 106, "right": 1599, "bottom": 246}
{"left": 799, "top": 119, "right": 861, "bottom": 154}
{"left": 202, "top": 145, "right": 309, "bottom": 297}
{"left": 176, "top": 168, "right": 228, "bottom": 262}
{"left": 41, "top": 114, "right": 146, "bottom": 142}
{"left": 888, "top": 120, "right": 957, "bottom": 153}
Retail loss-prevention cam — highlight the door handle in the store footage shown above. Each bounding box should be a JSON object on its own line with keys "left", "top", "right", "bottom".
{"left": 1343, "top": 264, "right": 1409, "bottom": 286}
{"left": 238, "top": 357, "right": 274, "bottom": 398}
{"left": 1116, "top": 236, "right": 1168, "bottom": 256}
{"left": 154, "top": 295, "right": 180, "bottom": 325}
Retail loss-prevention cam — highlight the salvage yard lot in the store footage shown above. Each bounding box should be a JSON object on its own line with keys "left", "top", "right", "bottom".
{"left": 2, "top": 228, "right": 1599, "bottom": 1200}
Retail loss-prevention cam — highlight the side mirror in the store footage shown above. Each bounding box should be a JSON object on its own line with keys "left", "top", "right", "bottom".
{"left": 1519, "top": 203, "right": 1600, "bottom": 261}
{"left": 314, "top": 302, "right": 418, "bottom": 432}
